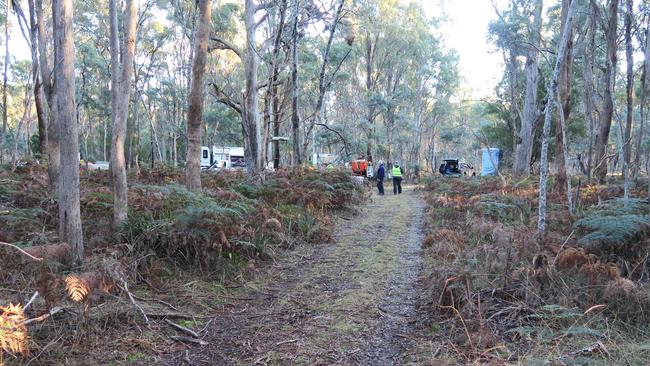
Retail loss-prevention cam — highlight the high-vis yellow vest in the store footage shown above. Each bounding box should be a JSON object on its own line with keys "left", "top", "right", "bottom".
{"left": 391, "top": 165, "right": 402, "bottom": 177}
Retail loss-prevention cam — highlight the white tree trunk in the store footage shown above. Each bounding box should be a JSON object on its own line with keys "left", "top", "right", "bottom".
{"left": 538, "top": 0, "right": 577, "bottom": 234}
{"left": 109, "top": 0, "right": 137, "bottom": 226}
{"left": 242, "top": 0, "right": 262, "bottom": 174}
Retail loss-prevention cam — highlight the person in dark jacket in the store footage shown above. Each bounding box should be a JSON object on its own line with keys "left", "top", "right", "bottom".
{"left": 376, "top": 161, "right": 385, "bottom": 195}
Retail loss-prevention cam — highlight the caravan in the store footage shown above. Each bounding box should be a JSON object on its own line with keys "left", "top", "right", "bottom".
{"left": 200, "top": 146, "right": 246, "bottom": 170}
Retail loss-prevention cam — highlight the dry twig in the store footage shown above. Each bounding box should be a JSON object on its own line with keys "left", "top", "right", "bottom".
{"left": 118, "top": 279, "right": 149, "bottom": 324}
{"left": 0, "top": 241, "right": 43, "bottom": 262}
{"left": 164, "top": 319, "right": 199, "bottom": 338}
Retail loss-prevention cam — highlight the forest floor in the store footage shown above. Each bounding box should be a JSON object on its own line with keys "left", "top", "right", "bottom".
{"left": 174, "top": 185, "right": 426, "bottom": 365}
{"left": 3, "top": 168, "right": 649, "bottom": 365}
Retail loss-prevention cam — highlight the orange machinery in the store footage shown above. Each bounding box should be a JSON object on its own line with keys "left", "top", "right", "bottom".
{"left": 350, "top": 159, "right": 373, "bottom": 177}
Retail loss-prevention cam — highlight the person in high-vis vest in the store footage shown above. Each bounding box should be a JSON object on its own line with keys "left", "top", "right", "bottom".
{"left": 391, "top": 161, "right": 404, "bottom": 195}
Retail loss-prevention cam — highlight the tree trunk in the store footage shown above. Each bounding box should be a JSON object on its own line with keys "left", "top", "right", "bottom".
{"left": 538, "top": 0, "right": 576, "bottom": 235}
{"left": 37, "top": 0, "right": 59, "bottom": 188}
{"left": 365, "top": 31, "right": 377, "bottom": 162}
{"left": 635, "top": 25, "right": 649, "bottom": 180}
{"left": 27, "top": 0, "right": 48, "bottom": 158}
{"left": 554, "top": 0, "right": 574, "bottom": 194}
{"left": 184, "top": 0, "right": 211, "bottom": 191}
{"left": 290, "top": 0, "right": 300, "bottom": 166}
{"left": 300, "top": 0, "right": 346, "bottom": 163}
{"left": 53, "top": 0, "right": 83, "bottom": 265}
{"left": 242, "top": 0, "right": 262, "bottom": 174}
{"left": 266, "top": 0, "right": 287, "bottom": 170}
{"left": 12, "top": 87, "right": 32, "bottom": 170}
{"left": 583, "top": 5, "right": 597, "bottom": 181}
{"left": 513, "top": 0, "right": 542, "bottom": 177}
{"left": 2, "top": 0, "right": 9, "bottom": 142}
{"left": 109, "top": 0, "right": 137, "bottom": 226}
{"left": 622, "top": 0, "right": 633, "bottom": 200}
{"left": 623, "top": 0, "right": 634, "bottom": 194}
{"left": 594, "top": 0, "right": 618, "bottom": 184}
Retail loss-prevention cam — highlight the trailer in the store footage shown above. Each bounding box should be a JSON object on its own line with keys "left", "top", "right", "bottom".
{"left": 200, "top": 146, "right": 245, "bottom": 170}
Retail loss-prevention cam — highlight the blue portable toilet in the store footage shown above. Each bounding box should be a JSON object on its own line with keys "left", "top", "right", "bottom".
{"left": 481, "top": 148, "right": 500, "bottom": 176}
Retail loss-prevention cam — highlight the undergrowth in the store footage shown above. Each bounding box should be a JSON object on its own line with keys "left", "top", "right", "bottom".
{"left": 411, "top": 176, "right": 650, "bottom": 365}
{"left": 0, "top": 165, "right": 365, "bottom": 365}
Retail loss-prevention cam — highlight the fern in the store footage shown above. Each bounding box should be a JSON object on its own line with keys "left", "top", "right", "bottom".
{"left": 64, "top": 275, "right": 90, "bottom": 302}
{"left": 575, "top": 198, "right": 650, "bottom": 248}
{"left": 0, "top": 303, "right": 28, "bottom": 356}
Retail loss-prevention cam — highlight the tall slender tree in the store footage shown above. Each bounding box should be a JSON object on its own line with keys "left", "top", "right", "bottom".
{"left": 53, "top": 0, "right": 83, "bottom": 265}
{"left": 37, "top": 0, "right": 59, "bottom": 188}
{"left": 622, "top": 0, "right": 633, "bottom": 200}
{"left": 513, "top": 0, "right": 543, "bottom": 177}
{"left": 109, "top": 0, "right": 137, "bottom": 226}
{"left": 538, "top": 0, "right": 577, "bottom": 234}
{"left": 184, "top": 0, "right": 211, "bottom": 191}
{"left": 633, "top": 25, "right": 649, "bottom": 179}
{"left": 594, "top": 0, "right": 618, "bottom": 183}
{"left": 290, "top": 0, "right": 300, "bottom": 166}
{"left": 555, "top": 0, "right": 575, "bottom": 195}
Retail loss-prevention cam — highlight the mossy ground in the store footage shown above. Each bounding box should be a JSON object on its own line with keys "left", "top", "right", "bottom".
{"left": 180, "top": 185, "right": 425, "bottom": 365}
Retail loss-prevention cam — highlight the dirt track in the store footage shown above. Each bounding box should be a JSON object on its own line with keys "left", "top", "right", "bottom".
{"left": 167, "top": 185, "right": 425, "bottom": 365}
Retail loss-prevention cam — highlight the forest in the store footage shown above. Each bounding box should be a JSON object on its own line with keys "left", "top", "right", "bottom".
{"left": 0, "top": 0, "right": 649, "bottom": 365}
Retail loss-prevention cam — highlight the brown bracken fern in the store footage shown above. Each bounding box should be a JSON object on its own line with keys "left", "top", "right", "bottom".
{"left": 0, "top": 303, "right": 28, "bottom": 360}
{"left": 64, "top": 275, "right": 91, "bottom": 302}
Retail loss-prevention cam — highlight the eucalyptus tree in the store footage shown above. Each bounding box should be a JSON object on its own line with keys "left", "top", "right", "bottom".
{"left": 538, "top": 0, "right": 577, "bottom": 234}
{"left": 593, "top": 0, "right": 618, "bottom": 183}
{"left": 185, "top": 0, "right": 211, "bottom": 190}
{"left": 109, "top": 0, "right": 137, "bottom": 225}
{"left": 53, "top": 0, "right": 83, "bottom": 265}
{"left": 36, "top": 0, "right": 60, "bottom": 188}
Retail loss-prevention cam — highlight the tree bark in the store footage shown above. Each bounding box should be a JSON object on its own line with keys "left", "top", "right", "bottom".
{"left": 36, "top": 0, "right": 60, "bottom": 188}
{"left": 635, "top": 25, "right": 650, "bottom": 180}
{"left": 583, "top": 5, "right": 597, "bottom": 181}
{"left": 241, "top": 0, "right": 262, "bottom": 174}
{"left": 26, "top": 0, "right": 48, "bottom": 158}
{"left": 622, "top": 0, "right": 633, "bottom": 200}
{"left": 538, "top": 0, "right": 576, "bottom": 235}
{"left": 12, "top": 87, "right": 32, "bottom": 170}
{"left": 109, "top": 0, "right": 137, "bottom": 226}
{"left": 554, "top": 0, "right": 574, "bottom": 194}
{"left": 513, "top": 0, "right": 542, "bottom": 177}
{"left": 594, "top": 0, "right": 618, "bottom": 184}
{"left": 365, "top": 31, "right": 377, "bottom": 162}
{"left": 53, "top": 0, "right": 83, "bottom": 265}
{"left": 184, "top": 0, "right": 211, "bottom": 191}
{"left": 2, "top": 0, "right": 9, "bottom": 138}
{"left": 290, "top": 0, "right": 300, "bottom": 166}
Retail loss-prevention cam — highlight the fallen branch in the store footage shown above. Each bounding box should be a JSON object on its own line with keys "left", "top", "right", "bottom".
{"left": 145, "top": 312, "right": 199, "bottom": 320}
{"left": 164, "top": 318, "right": 199, "bottom": 338}
{"left": 118, "top": 279, "right": 149, "bottom": 324}
{"left": 23, "top": 291, "right": 39, "bottom": 311}
{"left": 0, "top": 241, "right": 43, "bottom": 261}
{"left": 170, "top": 336, "right": 209, "bottom": 346}
{"left": 22, "top": 306, "right": 69, "bottom": 325}
{"left": 275, "top": 339, "right": 299, "bottom": 346}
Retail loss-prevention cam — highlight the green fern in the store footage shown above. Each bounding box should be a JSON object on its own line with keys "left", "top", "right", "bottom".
{"left": 575, "top": 198, "right": 650, "bottom": 248}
